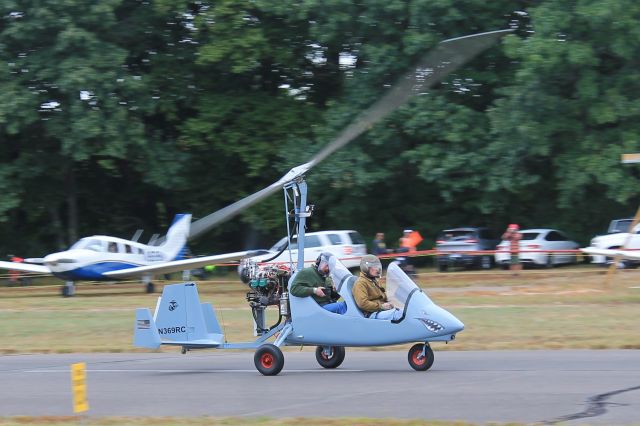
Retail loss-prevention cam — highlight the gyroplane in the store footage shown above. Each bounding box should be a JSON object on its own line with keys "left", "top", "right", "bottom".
{"left": 133, "top": 29, "right": 511, "bottom": 373}
{"left": 135, "top": 179, "right": 463, "bottom": 375}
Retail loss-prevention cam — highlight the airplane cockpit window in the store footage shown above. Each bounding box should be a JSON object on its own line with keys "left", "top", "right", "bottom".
{"left": 70, "top": 238, "right": 88, "bottom": 250}
{"left": 108, "top": 242, "right": 118, "bottom": 253}
{"left": 71, "top": 238, "right": 106, "bottom": 252}
{"left": 386, "top": 262, "right": 429, "bottom": 309}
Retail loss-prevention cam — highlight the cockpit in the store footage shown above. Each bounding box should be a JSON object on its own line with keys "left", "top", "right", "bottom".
{"left": 70, "top": 238, "right": 106, "bottom": 252}
{"left": 329, "top": 255, "right": 430, "bottom": 316}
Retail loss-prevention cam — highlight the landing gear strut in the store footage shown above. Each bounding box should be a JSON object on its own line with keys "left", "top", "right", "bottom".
{"left": 61, "top": 281, "right": 75, "bottom": 297}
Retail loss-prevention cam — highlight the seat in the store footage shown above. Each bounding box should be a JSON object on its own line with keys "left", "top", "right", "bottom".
{"left": 336, "top": 275, "right": 365, "bottom": 318}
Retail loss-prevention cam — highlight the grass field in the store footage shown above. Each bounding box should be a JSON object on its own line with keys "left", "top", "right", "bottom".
{"left": 2, "top": 266, "right": 639, "bottom": 426}
{"left": 1, "top": 264, "right": 639, "bottom": 353}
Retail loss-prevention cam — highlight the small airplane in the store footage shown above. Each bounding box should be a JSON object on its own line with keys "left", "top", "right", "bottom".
{"left": 134, "top": 250, "right": 464, "bottom": 375}
{"left": 0, "top": 214, "right": 253, "bottom": 296}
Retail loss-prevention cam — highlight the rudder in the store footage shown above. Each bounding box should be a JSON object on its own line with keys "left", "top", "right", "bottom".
{"left": 154, "top": 283, "right": 210, "bottom": 343}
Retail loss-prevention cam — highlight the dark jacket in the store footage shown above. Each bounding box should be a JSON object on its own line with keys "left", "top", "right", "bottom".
{"left": 289, "top": 267, "right": 334, "bottom": 305}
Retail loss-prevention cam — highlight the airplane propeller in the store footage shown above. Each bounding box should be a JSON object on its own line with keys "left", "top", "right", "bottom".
{"left": 187, "top": 29, "right": 513, "bottom": 242}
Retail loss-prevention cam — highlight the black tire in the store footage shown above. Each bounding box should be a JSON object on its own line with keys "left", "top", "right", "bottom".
{"left": 545, "top": 254, "right": 554, "bottom": 268}
{"left": 408, "top": 343, "right": 434, "bottom": 371}
{"left": 146, "top": 282, "right": 155, "bottom": 293}
{"left": 254, "top": 344, "right": 284, "bottom": 376}
{"left": 315, "top": 346, "right": 346, "bottom": 369}
{"left": 479, "top": 255, "right": 492, "bottom": 270}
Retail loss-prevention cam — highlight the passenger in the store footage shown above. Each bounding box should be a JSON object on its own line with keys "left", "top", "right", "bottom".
{"left": 353, "top": 254, "right": 402, "bottom": 320}
{"left": 289, "top": 252, "right": 347, "bottom": 314}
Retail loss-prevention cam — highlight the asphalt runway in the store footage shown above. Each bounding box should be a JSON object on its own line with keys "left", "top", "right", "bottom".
{"left": 2, "top": 350, "right": 639, "bottom": 424}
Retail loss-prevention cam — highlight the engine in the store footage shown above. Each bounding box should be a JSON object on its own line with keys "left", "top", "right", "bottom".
{"left": 239, "top": 259, "right": 292, "bottom": 334}
{"left": 240, "top": 259, "right": 290, "bottom": 304}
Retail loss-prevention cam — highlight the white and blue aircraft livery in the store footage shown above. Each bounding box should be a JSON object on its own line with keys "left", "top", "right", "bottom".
{"left": 0, "top": 214, "right": 253, "bottom": 296}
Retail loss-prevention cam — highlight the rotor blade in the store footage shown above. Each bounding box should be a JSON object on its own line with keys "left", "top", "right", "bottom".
{"left": 308, "top": 29, "right": 513, "bottom": 167}
{"left": 187, "top": 29, "right": 512, "bottom": 241}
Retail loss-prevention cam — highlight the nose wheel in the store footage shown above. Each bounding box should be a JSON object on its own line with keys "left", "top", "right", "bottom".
{"left": 254, "top": 344, "right": 284, "bottom": 376}
{"left": 315, "top": 346, "right": 346, "bottom": 369}
{"left": 408, "top": 343, "right": 434, "bottom": 371}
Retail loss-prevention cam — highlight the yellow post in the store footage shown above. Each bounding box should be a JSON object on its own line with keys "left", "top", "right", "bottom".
{"left": 70, "top": 362, "right": 89, "bottom": 413}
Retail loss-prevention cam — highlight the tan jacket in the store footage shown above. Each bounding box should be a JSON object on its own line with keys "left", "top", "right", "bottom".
{"left": 352, "top": 272, "right": 388, "bottom": 313}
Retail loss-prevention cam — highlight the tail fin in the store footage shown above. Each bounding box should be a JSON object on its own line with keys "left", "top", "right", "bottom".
{"left": 159, "top": 214, "right": 191, "bottom": 260}
{"left": 134, "top": 282, "right": 224, "bottom": 348}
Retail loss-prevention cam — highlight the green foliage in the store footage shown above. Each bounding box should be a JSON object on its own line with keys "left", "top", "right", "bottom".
{"left": 1, "top": 0, "right": 639, "bottom": 255}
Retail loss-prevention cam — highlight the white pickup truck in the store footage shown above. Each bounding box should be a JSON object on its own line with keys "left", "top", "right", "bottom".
{"left": 586, "top": 218, "right": 640, "bottom": 267}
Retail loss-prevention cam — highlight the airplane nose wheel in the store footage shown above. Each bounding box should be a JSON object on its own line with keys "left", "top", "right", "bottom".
{"left": 315, "top": 346, "right": 346, "bottom": 369}
{"left": 254, "top": 344, "right": 284, "bottom": 376}
{"left": 408, "top": 343, "right": 434, "bottom": 371}
{"left": 146, "top": 282, "right": 155, "bottom": 293}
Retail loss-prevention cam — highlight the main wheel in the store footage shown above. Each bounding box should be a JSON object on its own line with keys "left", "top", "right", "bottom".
{"left": 315, "top": 346, "right": 346, "bottom": 369}
{"left": 408, "top": 343, "right": 434, "bottom": 371}
{"left": 146, "top": 282, "right": 155, "bottom": 293}
{"left": 254, "top": 344, "right": 284, "bottom": 376}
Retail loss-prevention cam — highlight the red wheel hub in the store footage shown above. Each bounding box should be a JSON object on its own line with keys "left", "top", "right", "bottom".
{"left": 261, "top": 353, "right": 274, "bottom": 368}
{"left": 411, "top": 349, "right": 425, "bottom": 365}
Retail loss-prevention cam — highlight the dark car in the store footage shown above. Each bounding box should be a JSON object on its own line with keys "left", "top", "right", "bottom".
{"left": 435, "top": 227, "right": 500, "bottom": 271}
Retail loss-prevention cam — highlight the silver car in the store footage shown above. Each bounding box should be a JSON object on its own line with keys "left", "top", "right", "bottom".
{"left": 495, "top": 228, "right": 579, "bottom": 268}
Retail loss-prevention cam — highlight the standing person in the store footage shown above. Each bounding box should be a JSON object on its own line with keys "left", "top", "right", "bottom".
{"left": 289, "top": 252, "right": 347, "bottom": 314}
{"left": 397, "top": 229, "right": 422, "bottom": 276}
{"left": 502, "top": 224, "right": 522, "bottom": 271}
{"left": 372, "top": 232, "right": 390, "bottom": 256}
{"left": 352, "top": 254, "right": 402, "bottom": 320}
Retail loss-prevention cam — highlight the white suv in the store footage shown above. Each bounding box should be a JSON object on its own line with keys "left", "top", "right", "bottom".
{"left": 245, "top": 230, "right": 367, "bottom": 269}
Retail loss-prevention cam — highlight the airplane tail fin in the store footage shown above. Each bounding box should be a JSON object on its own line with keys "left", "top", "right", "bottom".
{"left": 159, "top": 214, "right": 192, "bottom": 260}
{"left": 134, "top": 283, "right": 224, "bottom": 349}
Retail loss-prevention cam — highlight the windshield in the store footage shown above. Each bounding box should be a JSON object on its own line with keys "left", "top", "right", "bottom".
{"left": 70, "top": 238, "right": 105, "bottom": 252}
{"left": 608, "top": 219, "right": 632, "bottom": 234}
{"left": 328, "top": 255, "right": 352, "bottom": 291}
{"left": 385, "top": 262, "right": 429, "bottom": 309}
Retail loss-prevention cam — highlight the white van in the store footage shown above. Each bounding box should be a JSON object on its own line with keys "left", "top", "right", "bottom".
{"left": 247, "top": 230, "right": 367, "bottom": 269}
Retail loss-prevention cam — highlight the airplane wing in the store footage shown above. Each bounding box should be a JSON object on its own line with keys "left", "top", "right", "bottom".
{"left": 0, "top": 261, "right": 51, "bottom": 274}
{"left": 102, "top": 250, "right": 255, "bottom": 279}
{"left": 186, "top": 29, "right": 513, "bottom": 241}
{"left": 581, "top": 247, "right": 640, "bottom": 260}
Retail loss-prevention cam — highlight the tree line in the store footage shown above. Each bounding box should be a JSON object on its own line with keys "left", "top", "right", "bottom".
{"left": 1, "top": 0, "right": 639, "bottom": 257}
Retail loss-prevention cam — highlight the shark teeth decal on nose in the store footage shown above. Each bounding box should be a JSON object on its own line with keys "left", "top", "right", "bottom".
{"left": 419, "top": 318, "right": 444, "bottom": 333}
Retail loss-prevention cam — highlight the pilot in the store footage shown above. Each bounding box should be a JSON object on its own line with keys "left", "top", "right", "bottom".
{"left": 289, "top": 252, "right": 347, "bottom": 314}
{"left": 353, "top": 254, "right": 402, "bottom": 320}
